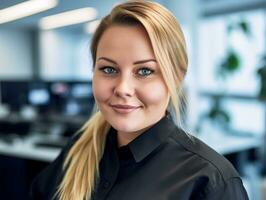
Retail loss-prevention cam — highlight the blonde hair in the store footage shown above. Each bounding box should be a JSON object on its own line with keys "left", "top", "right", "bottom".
{"left": 56, "top": 1, "right": 188, "bottom": 200}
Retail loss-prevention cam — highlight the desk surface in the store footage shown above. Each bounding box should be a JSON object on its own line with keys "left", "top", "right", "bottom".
{"left": 0, "top": 135, "right": 61, "bottom": 162}
{"left": 0, "top": 131, "right": 262, "bottom": 162}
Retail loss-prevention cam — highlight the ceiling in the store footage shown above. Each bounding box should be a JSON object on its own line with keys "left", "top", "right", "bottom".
{"left": 0, "top": 0, "right": 121, "bottom": 30}
{"left": 0, "top": 0, "right": 265, "bottom": 31}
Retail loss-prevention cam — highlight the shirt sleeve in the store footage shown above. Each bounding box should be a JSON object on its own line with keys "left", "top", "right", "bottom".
{"left": 205, "top": 177, "right": 249, "bottom": 200}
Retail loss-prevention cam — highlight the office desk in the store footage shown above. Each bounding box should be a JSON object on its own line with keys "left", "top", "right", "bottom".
{"left": 0, "top": 131, "right": 262, "bottom": 162}
{"left": 0, "top": 135, "right": 62, "bottom": 162}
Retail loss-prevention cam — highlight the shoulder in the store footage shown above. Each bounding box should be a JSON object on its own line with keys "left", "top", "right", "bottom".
{"left": 166, "top": 126, "right": 240, "bottom": 186}
{"left": 160, "top": 126, "right": 248, "bottom": 199}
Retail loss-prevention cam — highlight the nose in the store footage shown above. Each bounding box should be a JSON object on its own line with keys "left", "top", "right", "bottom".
{"left": 114, "top": 76, "right": 134, "bottom": 98}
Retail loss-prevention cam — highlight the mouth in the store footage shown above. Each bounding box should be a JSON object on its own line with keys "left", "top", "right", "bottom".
{"left": 110, "top": 104, "right": 140, "bottom": 114}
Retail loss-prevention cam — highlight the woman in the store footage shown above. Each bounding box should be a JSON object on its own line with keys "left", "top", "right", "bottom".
{"left": 31, "top": 1, "right": 248, "bottom": 200}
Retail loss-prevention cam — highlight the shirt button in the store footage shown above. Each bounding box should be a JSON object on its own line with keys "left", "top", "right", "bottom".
{"left": 103, "top": 181, "right": 110, "bottom": 189}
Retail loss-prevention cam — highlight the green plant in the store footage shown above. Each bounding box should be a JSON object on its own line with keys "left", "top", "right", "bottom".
{"left": 217, "top": 19, "right": 250, "bottom": 80}
{"left": 199, "top": 18, "right": 251, "bottom": 133}
{"left": 217, "top": 49, "right": 241, "bottom": 79}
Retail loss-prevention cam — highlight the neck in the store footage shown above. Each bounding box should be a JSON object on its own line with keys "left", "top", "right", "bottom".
{"left": 116, "top": 127, "right": 150, "bottom": 147}
{"left": 116, "top": 131, "right": 141, "bottom": 147}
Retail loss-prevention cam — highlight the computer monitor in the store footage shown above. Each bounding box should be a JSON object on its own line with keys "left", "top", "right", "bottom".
{"left": 71, "top": 83, "right": 92, "bottom": 98}
{"left": 0, "top": 81, "right": 29, "bottom": 112}
{"left": 69, "top": 82, "right": 94, "bottom": 116}
{"left": 28, "top": 87, "right": 50, "bottom": 106}
{"left": 27, "top": 82, "right": 51, "bottom": 115}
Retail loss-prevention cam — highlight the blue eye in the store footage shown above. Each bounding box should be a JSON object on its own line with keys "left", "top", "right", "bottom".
{"left": 100, "top": 66, "right": 117, "bottom": 74}
{"left": 137, "top": 68, "right": 154, "bottom": 76}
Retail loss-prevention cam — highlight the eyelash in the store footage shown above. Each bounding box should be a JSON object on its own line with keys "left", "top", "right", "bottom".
{"left": 99, "top": 66, "right": 118, "bottom": 74}
{"left": 137, "top": 67, "right": 154, "bottom": 76}
{"left": 98, "top": 66, "right": 155, "bottom": 77}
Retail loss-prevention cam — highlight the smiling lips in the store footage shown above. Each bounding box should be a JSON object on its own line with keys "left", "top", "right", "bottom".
{"left": 110, "top": 104, "right": 140, "bottom": 114}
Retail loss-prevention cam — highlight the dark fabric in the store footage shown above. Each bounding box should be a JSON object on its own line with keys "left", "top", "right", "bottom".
{"left": 30, "top": 116, "right": 249, "bottom": 200}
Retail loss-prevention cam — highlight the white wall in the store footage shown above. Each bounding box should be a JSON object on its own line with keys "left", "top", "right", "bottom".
{"left": 0, "top": 28, "right": 33, "bottom": 79}
{"left": 39, "top": 30, "right": 92, "bottom": 80}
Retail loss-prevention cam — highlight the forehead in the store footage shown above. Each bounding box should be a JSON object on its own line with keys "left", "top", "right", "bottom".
{"left": 96, "top": 25, "right": 155, "bottom": 61}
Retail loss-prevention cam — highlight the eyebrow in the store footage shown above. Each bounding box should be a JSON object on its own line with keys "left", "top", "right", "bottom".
{"left": 97, "top": 57, "right": 157, "bottom": 65}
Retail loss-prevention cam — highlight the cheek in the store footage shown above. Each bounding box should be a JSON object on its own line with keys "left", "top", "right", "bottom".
{"left": 92, "top": 77, "right": 112, "bottom": 102}
{"left": 138, "top": 82, "right": 169, "bottom": 107}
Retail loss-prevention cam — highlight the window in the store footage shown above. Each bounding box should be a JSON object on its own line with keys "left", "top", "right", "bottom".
{"left": 197, "top": 10, "right": 266, "bottom": 135}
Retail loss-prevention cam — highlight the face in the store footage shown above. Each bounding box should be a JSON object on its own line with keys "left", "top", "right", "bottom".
{"left": 92, "top": 25, "right": 170, "bottom": 145}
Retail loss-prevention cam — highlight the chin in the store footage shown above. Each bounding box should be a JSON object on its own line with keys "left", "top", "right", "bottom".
{"left": 109, "top": 120, "right": 143, "bottom": 134}
{"left": 112, "top": 124, "right": 138, "bottom": 133}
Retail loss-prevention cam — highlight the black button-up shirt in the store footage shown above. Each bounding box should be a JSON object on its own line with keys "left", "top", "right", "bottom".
{"left": 30, "top": 116, "right": 248, "bottom": 200}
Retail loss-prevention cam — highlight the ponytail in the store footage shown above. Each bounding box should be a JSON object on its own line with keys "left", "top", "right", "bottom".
{"left": 56, "top": 111, "right": 110, "bottom": 200}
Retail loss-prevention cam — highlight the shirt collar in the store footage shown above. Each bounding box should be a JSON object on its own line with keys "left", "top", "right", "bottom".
{"left": 108, "top": 115, "right": 176, "bottom": 163}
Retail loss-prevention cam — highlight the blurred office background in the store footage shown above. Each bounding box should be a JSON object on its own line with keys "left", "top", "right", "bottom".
{"left": 0, "top": 0, "right": 266, "bottom": 199}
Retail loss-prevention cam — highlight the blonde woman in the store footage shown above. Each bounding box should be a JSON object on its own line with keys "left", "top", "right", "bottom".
{"left": 30, "top": 1, "right": 248, "bottom": 200}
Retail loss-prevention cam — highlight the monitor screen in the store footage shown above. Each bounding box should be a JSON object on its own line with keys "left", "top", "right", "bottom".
{"left": 50, "top": 82, "right": 69, "bottom": 96}
{"left": 0, "top": 81, "right": 29, "bottom": 111}
{"left": 71, "top": 83, "right": 92, "bottom": 98}
{"left": 28, "top": 88, "right": 50, "bottom": 105}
